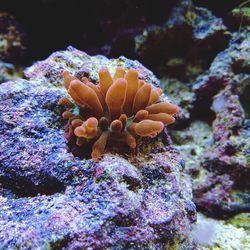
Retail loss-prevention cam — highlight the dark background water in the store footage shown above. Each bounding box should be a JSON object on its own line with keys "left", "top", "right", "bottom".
{"left": 0, "top": 0, "right": 246, "bottom": 64}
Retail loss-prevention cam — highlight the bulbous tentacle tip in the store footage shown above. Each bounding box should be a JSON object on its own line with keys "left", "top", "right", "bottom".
{"left": 58, "top": 97, "right": 74, "bottom": 108}
{"left": 63, "top": 70, "right": 78, "bottom": 90}
{"left": 99, "top": 117, "right": 110, "bottom": 131}
{"left": 68, "top": 79, "right": 81, "bottom": 88}
{"left": 146, "top": 102, "right": 179, "bottom": 115}
{"left": 62, "top": 69, "right": 69, "bottom": 77}
{"left": 123, "top": 68, "right": 140, "bottom": 115}
{"left": 86, "top": 117, "right": 98, "bottom": 128}
{"left": 99, "top": 67, "right": 108, "bottom": 73}
{"left": 169, "top": 116, "right": 175, "bottom": 124}
{"left": 70, "top": 79, "right": 104, "bottom": 116}
{"left": 148, "top": 88, "right": 161, "bottom": 106}
{"left": 156, "top": 88, "right": 163, "bottom": 95}
{"left": 105, "top": 78, "right": 127, "bottom": 119}
{"left": 114, "top": 78, "right": 127, "bottom": 86}
{"left": 134, "top": 120, "right": 164, "bottom": 137}
{"left": 119, "top": 114, "right": 128, "bottom": 127}
{"left": 110, "top": 119, "right": 123, "bottom": 132}
{"left": 74, "top": 126, "right": 86, "bottom": 137}
{"left": 132, "top": 83, "right": 151, "bottom": 114}
{"left": 62, "top": 110, "right": 74, "bottom": 119}
{"left": 125, "top": 68, "right": 139, "bottom": 78}
{"left": 134, "top": 109, "right": 149, "bottom": 122}
{"left": 77, "top": 117, "right": 99, "bottom": 139}
{"left": 98, "top": 67, "right": 113, "bottom": 96}
{"left": 98, "top": 68, "right": 110, "bottom": 80}
{"left": 113, "top": 67, "right": 126, "bottom": 80}
{"left": 147, "top": 113, "right": 175, "bottom": 124}
{"left": 85, "top": 81, "right": 105, "bottom": 108}
{"left": 167, "top": 103, "right": 179, "bottom": 115}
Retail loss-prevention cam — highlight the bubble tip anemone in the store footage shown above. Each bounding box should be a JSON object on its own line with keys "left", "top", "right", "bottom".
{"left": 59, "top": 67, "right": 178, "bottom": 159}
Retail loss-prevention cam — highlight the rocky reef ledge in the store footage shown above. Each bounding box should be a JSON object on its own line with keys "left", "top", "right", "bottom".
{"left": 0, "top": 47, "right": 195, "bottom": 249}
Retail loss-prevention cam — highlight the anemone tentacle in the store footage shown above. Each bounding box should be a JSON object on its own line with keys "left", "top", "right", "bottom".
{"left": 59, "top": 67, "right": 178, "bottom": 159}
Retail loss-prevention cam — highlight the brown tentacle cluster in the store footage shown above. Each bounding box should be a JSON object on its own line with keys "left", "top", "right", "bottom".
{"left": 59, "top": 67, "right": 179, "bottom": 159}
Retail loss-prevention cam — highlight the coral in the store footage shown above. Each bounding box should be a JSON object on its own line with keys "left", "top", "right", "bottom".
{"left": 59, "top": 67, "right": 178, "bottom": 159}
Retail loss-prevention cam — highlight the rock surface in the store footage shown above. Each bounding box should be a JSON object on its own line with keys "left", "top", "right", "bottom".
{"left": 135, "top": 0, "right": 231, "bottom": 81}
{"left": 0, "top": 47, "right": 195, "bottom": 249}
{"left": 192, "top": 30, "right": 250, "bottom": 218}
{"left": 0, "top": 60, "right": 23, "bottom": 84}
{"left": 169, "top": 29, "right": 250, "bottom": 219}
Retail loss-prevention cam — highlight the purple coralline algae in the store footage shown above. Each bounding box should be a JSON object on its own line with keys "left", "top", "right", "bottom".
{"left": 0, "top": 47, "right": 195, "bottom": 249}
{"left": 170, "top": 28, "right": 250, "bottom": 218}
{"left": 192, "top": 30, "right": 250, "bottom": 218}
